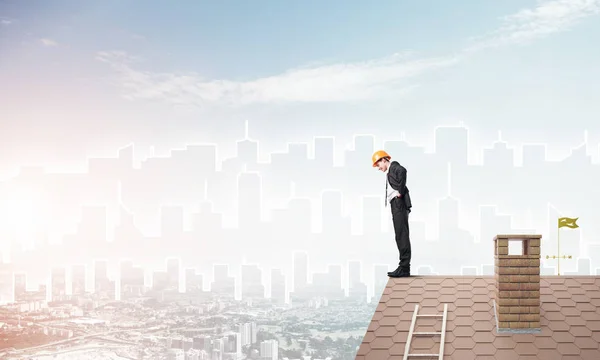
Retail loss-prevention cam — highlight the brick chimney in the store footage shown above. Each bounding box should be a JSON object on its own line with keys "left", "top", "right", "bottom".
{"left": 494, "top": 234, "right": 541, "bottom": 331}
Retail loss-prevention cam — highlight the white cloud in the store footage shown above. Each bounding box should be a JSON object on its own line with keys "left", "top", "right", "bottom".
{"left": 99, "top": 0, "right": 600, "bottom": 107}
{"left": 40, "top": 38, "right": 58, "bottom": 47}
{"left": 466, "top": 0, "right": 600, "bottom": 51}
{"left": 1, "top": 17, "right": 14, "bottom": 26}
{"left": 97, "top": 51, "right": 459, "bottom": 106}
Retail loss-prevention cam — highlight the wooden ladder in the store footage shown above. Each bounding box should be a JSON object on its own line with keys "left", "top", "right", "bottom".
{"left": 403, "top": 304, "right": 448, "bottom": 360}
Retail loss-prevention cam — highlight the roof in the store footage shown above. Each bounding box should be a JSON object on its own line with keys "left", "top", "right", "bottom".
{"left": 357, "top": 276, "right": 600, "bottom": 360}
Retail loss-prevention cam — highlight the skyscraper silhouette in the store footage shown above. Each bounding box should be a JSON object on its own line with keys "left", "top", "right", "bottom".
{"left": 161, "top": 206, "right": 184, "bottom": 240}
{"left": 313, "top": 136, "right": 335, "bottom": 168}
{"left": 236, "top": 121, "right": 259, "bottom": 166}
{"left": 346, "top": 135, "right": 374, "bottom": 169}
{"left": 348, "top": 261, "right": 361, "bottom": 288}
{"left": 14, "top": 272, "right": 26, "bottom": 301}
{"left": 166, "top": 258, "right": 181, "bottom": 290}
{"left": 372, "top": 264, "right": 389, "bottom": 300}
{"left": 212, "top": 264, "right": 235, "bottom": 298}
{"left": 185, "top": 268, "right": 203, "bottom": 292}
{"left": 51, "top": 267, "right": 66, "bottom": 301}
{"left": 293, "top": 252, "right": 308, "bottom": 292}
{"left": 237, "top": 172, "right": 262, "bottom": 229}
{"left": 361, "top": 196, "right": 382, "bottom": 235}
{"left": 270, "top": 268, "right": 285, "bottom": 304}
{"left": 522, "top": 144, "right": 546, "bottom": 167}
{"left": 348, "top": 261, "right": 367, "bottom": 301}
{"left": 241, "top": 264, "right": 264, "bottom": 300}
{"left": 79, "top": 206, "right": 108, "bottom": 257}
{"left": 434, "top": 125, "right": 469, "bottom": 165}
{"left": 94, "top": 260, "right": 109, "bottom": 293}
{"left": 483, "top": 134, "right": 514, "bottom": 168}
{"left": 0, "top": 262, "right": 14, "bottom": 305}
{"left": 71, "top": 264, "right": 86, "bottom": 295}
{"left": 186, "top": 144, "right": 218, "bottom": 174}
{"left": 321, "top": 190, "right": 349, "bottom": 235}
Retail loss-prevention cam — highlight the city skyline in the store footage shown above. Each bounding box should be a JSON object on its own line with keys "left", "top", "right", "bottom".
{"left": 1, "top": 121, "right": 598, "bottom": 306}
{"left": 1, "top": 123, "right": 600, "bottom": 178}
{"left": 2, "top": 122, "right": 598, "bottom": 229}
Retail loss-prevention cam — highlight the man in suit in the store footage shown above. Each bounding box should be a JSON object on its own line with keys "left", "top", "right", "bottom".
{"left": 372, "top": 150, "right": 412, "bottom": 277}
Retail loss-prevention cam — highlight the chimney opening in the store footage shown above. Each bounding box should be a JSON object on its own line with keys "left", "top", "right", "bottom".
{"left": 508, "top": 240, "right": 523, "bottom": 255}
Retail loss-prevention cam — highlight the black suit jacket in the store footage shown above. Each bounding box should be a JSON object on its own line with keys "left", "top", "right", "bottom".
{"left": 387, "top": 161, "right": 412, "bottom": 210}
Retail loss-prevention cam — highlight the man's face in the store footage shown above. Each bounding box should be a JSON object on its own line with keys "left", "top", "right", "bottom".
{"left": 376, "top": 159, "right": 389, "bottom": 172}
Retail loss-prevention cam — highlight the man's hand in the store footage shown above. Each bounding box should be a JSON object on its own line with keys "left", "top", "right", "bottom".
{"left": 397, "top": 194, "right": 402, "bottom": 198}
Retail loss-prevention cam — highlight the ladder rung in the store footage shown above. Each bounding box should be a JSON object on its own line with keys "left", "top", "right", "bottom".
{"left": 408, "top": 354, "right": 439, "bottom": 357}
{"left": 403, "top": 303, "right": 449, "bottom": 360}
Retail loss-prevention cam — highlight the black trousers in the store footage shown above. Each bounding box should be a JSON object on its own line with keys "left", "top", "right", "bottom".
{"left": 390, "top": 197, "right": 411, "bottom": 269}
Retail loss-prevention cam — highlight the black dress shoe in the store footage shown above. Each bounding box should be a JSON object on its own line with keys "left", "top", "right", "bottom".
{"left": 388, "top": 268, "right": 403, "bottom": 277}
{"left": 390, "top": 270, "right": 411, "bottom": 278}
{"left": 387, "top": 266, "right": 401, "bottom": 276}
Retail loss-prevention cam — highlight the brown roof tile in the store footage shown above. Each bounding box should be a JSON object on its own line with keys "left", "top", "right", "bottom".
{"left": 356, "top": 276, "right": 600, "bottom": 359}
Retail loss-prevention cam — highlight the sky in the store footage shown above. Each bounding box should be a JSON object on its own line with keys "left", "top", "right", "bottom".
{"left": 1, "top": 0, "right": 600, "bottom": 173}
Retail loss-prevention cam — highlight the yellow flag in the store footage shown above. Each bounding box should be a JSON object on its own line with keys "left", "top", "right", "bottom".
{"left": 558, "top": 217, "right": 579, "bottom": 229}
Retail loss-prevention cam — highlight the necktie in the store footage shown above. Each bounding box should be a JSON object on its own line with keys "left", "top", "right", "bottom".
{"left": 385, "top": 175, "right": 388, "bottom": 207}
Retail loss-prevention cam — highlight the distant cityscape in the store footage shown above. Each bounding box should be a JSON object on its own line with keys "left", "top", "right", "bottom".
{"left": 0, "top": 250, "right": 372, "bottom": 359}
{"left": 1, "top": 122, "right": 600, "bottom": 358}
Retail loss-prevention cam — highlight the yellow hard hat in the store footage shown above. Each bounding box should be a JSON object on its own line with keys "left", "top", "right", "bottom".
{"left": 372, "top": 150, "right": 391, "bottom": 167}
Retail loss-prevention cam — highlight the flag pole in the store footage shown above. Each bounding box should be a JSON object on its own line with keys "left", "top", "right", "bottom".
{"left": 557, "top": 225, "right": 561, "bottom": 276}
